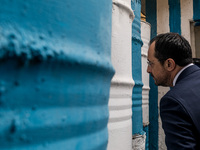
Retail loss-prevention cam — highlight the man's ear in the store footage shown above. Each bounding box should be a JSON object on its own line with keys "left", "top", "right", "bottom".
{"left": 165, "top": 58, "right": 176, "bottom": 71}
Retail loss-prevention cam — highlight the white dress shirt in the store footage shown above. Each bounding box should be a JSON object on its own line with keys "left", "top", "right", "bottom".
{"left": 173, "top": 63, "right": 194, "bottom": 86}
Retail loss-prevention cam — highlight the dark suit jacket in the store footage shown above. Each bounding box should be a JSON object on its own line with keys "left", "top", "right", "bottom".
{"left": 160, "top": 65, "right": 200, "bottom": 150}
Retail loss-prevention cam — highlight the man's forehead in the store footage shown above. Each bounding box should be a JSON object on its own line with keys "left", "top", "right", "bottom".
{"left": 148, "top": 42, "right": 155, "bottom": 59}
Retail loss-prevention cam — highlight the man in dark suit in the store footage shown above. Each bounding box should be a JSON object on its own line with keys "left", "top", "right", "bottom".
{"left": 147, "top": 32, "right": 200, "bottom": 149}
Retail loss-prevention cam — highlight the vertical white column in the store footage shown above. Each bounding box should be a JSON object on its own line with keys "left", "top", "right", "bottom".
{"left": 141, "top": 21, "right": 150, "bottom": 128}
{"left": 157, "top": 0, "right": 169, "bottom": 34}
{"left": 180, "top": 0, "right": 193, "bottom": 43}
{"left": 107, "top": 0, "right": 134, "bottom": 150}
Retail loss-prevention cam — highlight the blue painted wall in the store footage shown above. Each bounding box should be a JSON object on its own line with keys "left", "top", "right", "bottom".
{"left": 143, "top": 126, "right": 149, "bottom": 150}
{"left": 193, "top": 0, "right": 200, "bottom": 21}
{"left": 146, "top": 0, "right": 159, "bottom": 149}
{"left": 131, "top": 0, "right": 144, "bottom": 136}
{"left": 169, "top": 0, "right": 181, "bottom": 34}
{"left": 0, "top": 0, "right": 114, "bottom": 149}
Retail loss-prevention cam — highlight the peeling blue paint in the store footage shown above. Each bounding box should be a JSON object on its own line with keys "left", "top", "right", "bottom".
{"left": 143, "top": 125, "right": 149, "bottom": 150}
{"left": 169, "top": 0, "right": 181, "bottom": 34}
{"left": 0, "top": 0, "right": 114, "bottom": 149}
{"left": 131, "top": 0, "right": 144, "bottom": 136}
{"left": 146, "top": 0, "right": 159, "bottom": 149}
{"left": 193, "top": 0, "right": 200, "bottom": 21}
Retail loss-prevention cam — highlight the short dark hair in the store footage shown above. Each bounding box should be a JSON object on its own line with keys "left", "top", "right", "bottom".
{"left": 150, "top": 33, "right": 193, "bottom": 66}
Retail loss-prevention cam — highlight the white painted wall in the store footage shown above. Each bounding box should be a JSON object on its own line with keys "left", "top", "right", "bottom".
{"left": 181, "top": 0, "right": 193, "bottom": 44}
{"left": 158, "top": 87, "right": 169, "bottom": 150}
{"left": 180, "top": 0, "right": 196, "bottom": 57}
{"left": 108, "top": 0, "right": 134, "bottom": 149}
{"left": 141, "top": 21, "right": 150, "bottom": 127}
{"left": 157, "top": 0, "right": 169, "bottom": 34}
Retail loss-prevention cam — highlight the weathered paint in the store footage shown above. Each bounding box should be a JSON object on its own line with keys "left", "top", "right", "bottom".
{"left": 169, "top": 0, "right": 181, "bottom": 34}
{"left": 108, "top": 0, "right": 134, "bottom": 149}
{"left": 157, "top": 0, "right": 169, "bottom": 34}
{"left": 146, "top": 0, "right": 159, "bottom": 149}
{"left": 132, "top": 0, "right": 146, "bottom": 149}
{"left": 141, "top": 20, "right": 151, "bottom": 150}
{"left": 193, "top": 0, "right": 200, "bottom": 21}
{"left": 143, "top": 125, "right": 149, "bottom": 150}
{"left": 0, "top": 0, "right": 114, "bottom": 149}
{"left": 131, "top": 0, "right": 143, "bottom": 135}
{"left": 132, "top": 134, "right": 146, "bottom": 149}
{"left": 181, "top": 0, "right": 193, "bottom": 44}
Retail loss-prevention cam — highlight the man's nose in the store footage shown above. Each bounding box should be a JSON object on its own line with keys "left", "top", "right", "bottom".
{"left": 147, "top": 65, "right": 151, "bottom": 73}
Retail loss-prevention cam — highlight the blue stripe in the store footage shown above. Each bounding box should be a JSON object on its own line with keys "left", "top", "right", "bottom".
{"left": 193, "top": 0, "right": 200, "bottom": 21}
{"left": 131, "top": 0, "right": 144, "bottom": 135}
{"left": 143, "top": 125, "right": 149, "bottom": 150}
{"left": 146, "top": 0, "right": 159, "bottom": 149}
{"left": 169, "top": 0, "right": 181, "bottom": 34}
{"left": 149, "top": 77, "right": 159, "bottom": 150}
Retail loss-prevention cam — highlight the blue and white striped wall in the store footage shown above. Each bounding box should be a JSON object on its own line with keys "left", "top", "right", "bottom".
{"left": 108, "top": 0, "right": 151, "bottom": 149}
{"left": 0, "top": 0, "right": 199, "bottom": 150}
{"left": 109, "top": 0, "right": 199, "bottom": 149}
{"left": 0, "top": 0, "right": 151, "bottom": 149}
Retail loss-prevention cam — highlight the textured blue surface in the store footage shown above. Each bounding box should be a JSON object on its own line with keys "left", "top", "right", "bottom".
{"left": 169, "top": 0, "right": 181, "bottom": 34}
{"left": 146, "top": 0, "right": 159, "bottom": 149}
{"left": 0, "top": 0, "right": 114, "bottom": 149}
{"left": 131, "top": 0, "right": 144, "bottom": 135}
{"left": 193, "top": 0, "right": 200, "bottom": 21}
{"left": 143, "top": 125, "right": 149, "bottom": 150}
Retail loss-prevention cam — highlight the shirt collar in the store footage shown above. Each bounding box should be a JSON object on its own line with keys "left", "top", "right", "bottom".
{"left": 173, "top": 63, "right": 194, "bottom": 86}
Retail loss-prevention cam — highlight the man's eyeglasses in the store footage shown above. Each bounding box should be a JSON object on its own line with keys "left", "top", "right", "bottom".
{"left": 147, "top": 60, "right": 154, "bottom": 67}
